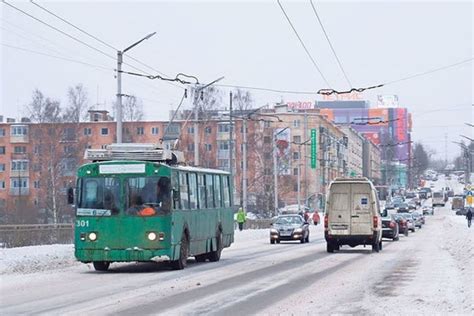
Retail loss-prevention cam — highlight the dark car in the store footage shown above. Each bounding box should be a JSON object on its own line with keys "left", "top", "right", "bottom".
{"left": 270, "top": 215, "right": 310, "bottom": 244}
{"left": 392, "top": 214, "right": 409, "bottom": 236}
{"left": 397, "top": 203, "right": 410, "bottom": 213}
{"left": 382, "top": 216, "right": 399, "bottom": 241}
{"left": 456, "top": 208, "right": 468, "bottom": 216}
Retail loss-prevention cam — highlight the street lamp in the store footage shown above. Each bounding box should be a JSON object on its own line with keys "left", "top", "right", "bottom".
{"left": 116, "top": 32, "right": 156, "bottom": 143}
{"left": 274, "top": 126, "right": 289, "bottom": 216}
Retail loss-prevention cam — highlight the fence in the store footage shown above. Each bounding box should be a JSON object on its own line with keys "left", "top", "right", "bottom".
{"left": 0, "top": 219, "right": 273, "bottom": 248}
{"left": 0, "top": 224, "right": 74, "bottom": 248}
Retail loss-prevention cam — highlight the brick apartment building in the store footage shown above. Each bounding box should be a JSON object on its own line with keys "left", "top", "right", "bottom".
{"left": 0, "top": 106, "right": 383, "bottom": 223}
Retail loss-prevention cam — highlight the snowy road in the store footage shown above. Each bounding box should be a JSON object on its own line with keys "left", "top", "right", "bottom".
{"left": 1, "top": 178, "right": 472, "bottom": 315}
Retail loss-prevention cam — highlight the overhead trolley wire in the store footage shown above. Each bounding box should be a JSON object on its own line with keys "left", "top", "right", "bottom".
{"left": 309, "top": 0, "right": 352, "bottom": 88}
{"left": 29, "top": 0, "right": 183, "bottom": 89}
{"left": 277, "top": 0, "right": 331, "bottom": 88}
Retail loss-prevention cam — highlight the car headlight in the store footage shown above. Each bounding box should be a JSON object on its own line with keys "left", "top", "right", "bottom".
{"left": 294, "top": 228, "right": 303, "bottom": 233}
{"left": 147, "top": 232, "right": 157, "bottom": 241}
{"left": 270, "top": 228, "right": 278, "bottom": 234}
{"left": 88, "top": 232, "right": 97, "bottom": 241}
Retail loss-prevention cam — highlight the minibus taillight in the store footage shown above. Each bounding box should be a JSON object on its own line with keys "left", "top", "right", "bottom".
{"left": 373, "top": 216, "right": 378, "bottom": 229}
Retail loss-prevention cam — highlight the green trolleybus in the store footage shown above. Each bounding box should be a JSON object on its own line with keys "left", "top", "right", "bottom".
{"left": 71, "top": 144, "right": 234, "bottom": 271}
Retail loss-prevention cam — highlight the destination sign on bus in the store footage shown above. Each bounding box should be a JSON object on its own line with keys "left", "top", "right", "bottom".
{"left": 99, "top": 164, "right": 146, "bottom": 174}
{"left": 77, "top": 208, "right": 112, "bottom": 216}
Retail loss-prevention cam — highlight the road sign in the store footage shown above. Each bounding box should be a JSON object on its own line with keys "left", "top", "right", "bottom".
{"left": 311, "top": 129, "right": 317, "bottom": 169}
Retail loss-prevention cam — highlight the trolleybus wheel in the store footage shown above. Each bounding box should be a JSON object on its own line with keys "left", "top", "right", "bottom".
{"left": 171, "top": 233, "right": 189, "bottom": 270}
{"left": 93, "top": 261, "right": 110, "bottom": 271}
{"left": 208, "top": 231, "right": 223, "bottom": 262}
{"left": 194, "top": 254, "right": 207, "bottom": 262}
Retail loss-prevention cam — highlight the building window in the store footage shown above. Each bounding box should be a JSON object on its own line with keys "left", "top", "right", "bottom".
{"left": 84, "top": 127, "right": 92, "bottom": 136}
{"left": 293, "top": 168, "right": 298, "bottom": 175}
{"left": 34, "top": 145, "right": 41, "bottom": 154}
{"left": 293, "top": 183, "right": 298, "bottom": 191}
{"left": 265, "top": 184, "right": 271, "bottom": 191}
{"left": 101, "top": 144, "right": 107, "bottom": 149}
{"left": 218, "top": 124, "right": 230, "bottom": 133}
{"left": 187, "top": 126, "right": 194, "bottom": 134}
{"left": 136, "top": 127, "right": 144, "bottom": 135}
{"left": 218, "top": 141, "right": 229, "bottom": 150}
{"left": 264, "top": 152, "right": 271, "bottom": 159}
{"left": 14, "top": 146, "right": 27, "bottom": 154}
{"left": 0, "top": 181, "right": 5, "bottom": 189}
{"left": 264, "top": 136, "right": 271, "bottom": 144}
{"left": 0, "top": 128, "right": 5, "bottom": 137}
{"left": 12, "top": 160, "right": 28, "bottom": 171}
{"left": 293, "top": 152, "right": 299, "bottom": 160}
{"left": 205, "top": 143, "right": 212, "bottom": 151}
{"left": 62, "top": 127, "right": 76, "bottom": 141}
{"left": 10, "top": 178, "right": 28, "bottom": 189}
{"left": 33, "top": 163, "right": 41, "bottom": 171}
{"left": 264, "top": 168, "right": 271, "bottom": 175}
{"left": 151, "top": 127, "right": 159, "bottom": 135}
{"left": 0, "top": 164, "right": 5, "bottom": 172}
{"left": 264, "top": 121, "right": 271, "bottom": 128}
{"left": 187, "top": 143, "right": 195, "bottom": 151}
{"left": 293, "top": 135, "right": 301, "bottom": 143}
{"left": 205, "top": 126, "right": 212, "bottom": 134}
{"left": 0, "top": 147, "right": 5, "bottom": 154}
{"left": 11, "top": 125, "right": 28, "bottom": 136}
{"left": 101, "top": 127, "right": 108, "bottom": 135}
{"left": 34, "top": 180, "right": 40, "bottom": 189}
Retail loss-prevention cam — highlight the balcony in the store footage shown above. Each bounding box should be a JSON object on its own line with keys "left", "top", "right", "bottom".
{"left": 10, "top": 134, "right": 29, "bottom": 143}
{"left": 9, "top": 187, "right": 30, "bottom": 196}
{"left": 10, "top": 170, "right": 29, "bottom": 177}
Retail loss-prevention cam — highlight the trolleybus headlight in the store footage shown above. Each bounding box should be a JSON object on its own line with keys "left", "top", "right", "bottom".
{"left": 88, "top": 232, "right": 98, "bottom": 241}
{"left": 147, "top": 232, "right": 157, "bottom": 241}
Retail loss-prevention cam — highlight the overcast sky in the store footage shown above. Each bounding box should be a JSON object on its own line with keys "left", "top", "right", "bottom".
{"left": 1, "top": 0, "right": 472, "bottom": 160}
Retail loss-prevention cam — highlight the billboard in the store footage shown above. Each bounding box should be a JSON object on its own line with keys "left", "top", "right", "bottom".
{"left": 377, "top": 95, "right": 399, "bottom": 108}
{"left": 275, "top": 128, "right": 291, "bottom": 175}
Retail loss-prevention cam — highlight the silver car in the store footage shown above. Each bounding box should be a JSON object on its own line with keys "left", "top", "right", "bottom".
{"left": 399, "top": 213, "right": 416, "bottom": 232}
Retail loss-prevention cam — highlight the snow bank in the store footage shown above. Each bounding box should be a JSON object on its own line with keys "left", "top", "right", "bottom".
{"left": 0, "top": 244, "right": 77, "bottom": 275}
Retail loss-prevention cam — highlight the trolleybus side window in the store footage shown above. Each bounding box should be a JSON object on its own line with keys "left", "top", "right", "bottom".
{"left": 198, "top": 173, "right": 206, "bottom": 209}
{"left": 223, "top": 175, "right": 230, "bottom": 207}
{"left": 214, "top": 174, "right": 222, "bottom": 208}
{"left": 171, "top": 171, "right": 180, "bottom": 210}
{"left": 179, "top": 172, "right": 189, "bottom": 210}
{"left": 189, "top": 172, "right": 198, "bottom": 209}
{"left": 206, "top": 174, "right": 214, "bottom": 208}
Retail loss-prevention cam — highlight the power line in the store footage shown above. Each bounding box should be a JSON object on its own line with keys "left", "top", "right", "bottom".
{"left": 309, "top": 0, "right": 351, "bottom": 88}
{"left": 277, "top": 0, "right": 331, "bottom": 88}
{"left": 2, "top": 0, "right": 117, "bottom": 61}
{"left": 1, "top": 43, "right": 113, "bottom": 71}
{"left": 29, "top": 0, "right": 182, "bottom": 89}
{"left": 383, "top": 57, "right": 474, "bottom": 86}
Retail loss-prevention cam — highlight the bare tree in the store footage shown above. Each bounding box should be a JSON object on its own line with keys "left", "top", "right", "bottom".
{"left": 63, "top": 84, "right": 89, "bottom": 123}
{"left": 232, "top": 88, "right": 253, "bottom": 112}
{"left": 122, "top": 95, "right": 144, "bottom": 121}
{"left": 26, "top": 89, "right": 62, "bottom": 123}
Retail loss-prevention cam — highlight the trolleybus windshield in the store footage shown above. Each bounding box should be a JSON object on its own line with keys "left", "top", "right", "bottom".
{"left": 77, "top": 177, "right": 120, "bottom": 215}
{"left": 125, "top": 176, "right": 171, "bottom": 216}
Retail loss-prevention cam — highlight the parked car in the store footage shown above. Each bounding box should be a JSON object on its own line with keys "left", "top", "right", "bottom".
{"left": 270, "top": 214, "right": 310, "bottom": 244}
{"left": 399, "top": 213, "right": 416, "bottom": 232}
{"left": 324, "top": 178, "right": 383, "bottom": 253}
{"left": 456, "top": 208, "right": 468, "bottom": 216}
{"left": 419, "top": 187, "right": 432, "bottom": 199}
{"left": 411, "top": 212, "right": 424, "bottom": 228}
{"left": 382, "top": 216, "right": 399, "bottom": 241}
{"left": 312, "top": 211, "right": 320, "bottom": 225}
{"left": 392, "top": 214, "right": 409, "bottom": 236}
{"left": 397, "top": 203, "right": 410, "bottom": 213}
{"left": 407, "top": 201, "right": 417, "bottom": 210}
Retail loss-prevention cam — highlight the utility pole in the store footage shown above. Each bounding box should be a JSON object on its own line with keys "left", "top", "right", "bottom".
{"left": 229, "top": 92, "right": 233, "bottom": 187}
{"left": 242, "top": 116, "right": 248, "bottom": 211}
{"left": 116, "top": 32, "right": 156, "bottom": 143}
{"left": 194, "top": 91, "right": 199, "bottom": 166}
{"left": 274, "top": 127, "right": 289, "bottom": 216}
